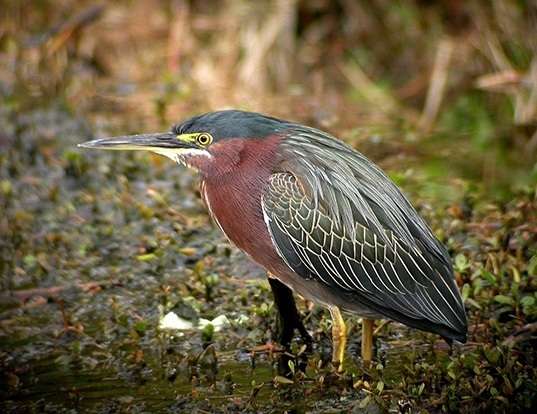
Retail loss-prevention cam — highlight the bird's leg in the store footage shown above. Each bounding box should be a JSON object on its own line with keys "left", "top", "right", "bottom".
{"left": 328, "top": 305, "right": 347, "bottom": 372}
{"left": 268, "top": 277, "right": 312, "bottom": 376}
{"left": 268, "top": 277, "right": 312, "bottom": 348}
{"left": 361, "top": 318, "right": 375, "bottom": 366}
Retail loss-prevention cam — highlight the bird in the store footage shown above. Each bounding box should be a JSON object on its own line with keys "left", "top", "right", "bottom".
{"left": 79, "top": 109, "right": 468, "bottom": 369}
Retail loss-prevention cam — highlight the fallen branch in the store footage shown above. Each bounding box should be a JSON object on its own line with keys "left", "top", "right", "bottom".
{"left": 502, "top": 322, "right": 537, "bottom": 347}
{"left": 26, "top": 4, "right": 105, "bottom": 49}
{"left": 7, "top": 280, "right": 121, "bottom": 303}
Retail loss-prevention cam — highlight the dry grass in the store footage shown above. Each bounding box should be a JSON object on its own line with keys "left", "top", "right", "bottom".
{"left": 1, "top": 1, "right": 534, "bottom": 137}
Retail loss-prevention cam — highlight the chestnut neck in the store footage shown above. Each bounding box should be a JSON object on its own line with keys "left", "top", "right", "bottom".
{"left": 197, "top": 136, "right": 283, "bottom": 184}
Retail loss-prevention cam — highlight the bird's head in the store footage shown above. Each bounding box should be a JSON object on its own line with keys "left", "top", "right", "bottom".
{"left": 79, "top": 110, "right": 286, "bottom": 175}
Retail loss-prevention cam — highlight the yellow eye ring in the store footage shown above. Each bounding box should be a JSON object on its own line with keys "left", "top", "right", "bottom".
{"left": 197, "top": 133, "right": 213, "bottom": 146}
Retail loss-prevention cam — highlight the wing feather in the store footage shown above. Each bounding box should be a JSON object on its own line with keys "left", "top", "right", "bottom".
{"left": 262, "top": 168, "right": 467, "bottom": 341}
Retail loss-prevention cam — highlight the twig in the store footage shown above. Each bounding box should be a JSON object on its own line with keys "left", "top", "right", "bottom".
{"left": 8, "top": 280, "right": 120, "bottom": 302}
{"left": 475, "top": 70, "right": 522, "bottom": 92}
{"left": 239, "top": 0, "right": 297, "bottom": 92}
{"left": 26, "top": 4, "right": 105, "bottom": 49}
{"left": 167, "top": 1, "right": 192, "bottom": 72}
{"left": 502, "top": 322, "right": 537, "bottom": 347}
{"left": 419, "top": 37, "right": 454, "bottom": 132}
{"left": 373, "top": 319, "right": 390, "bottom": 335}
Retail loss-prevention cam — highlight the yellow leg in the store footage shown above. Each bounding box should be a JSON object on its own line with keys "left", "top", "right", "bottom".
{"left": 328, "top": 306, "right": 346, "bottom": 371}
{"left": 361, "top": 318, "right": 375, "bottom": 366}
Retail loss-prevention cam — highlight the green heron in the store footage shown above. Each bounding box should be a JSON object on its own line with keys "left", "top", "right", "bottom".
{"left": 80, "top": 110, "right": 467, "bottom": 368}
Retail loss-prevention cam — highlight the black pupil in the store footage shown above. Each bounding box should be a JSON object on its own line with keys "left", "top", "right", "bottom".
{"left": 199, "top": 135, "right": 208, "bottom": 144}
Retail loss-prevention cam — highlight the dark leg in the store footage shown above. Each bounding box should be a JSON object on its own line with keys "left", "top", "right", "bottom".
{"left": 268, "top": 277, "right": 312, "bottom": 347}
{"left": 268, "top": 277, "right": 312, "bottom": 376}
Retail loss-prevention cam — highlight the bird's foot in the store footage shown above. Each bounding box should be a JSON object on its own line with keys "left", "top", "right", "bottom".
{"left": 329, "top": 306, "right": 347, "bottom": 372}
{"left": 268, "top": 277, "right": 312, "bottom": 350}
{"left": 275, "top": 317, "right": 313, "bottom": 376}
{"left": 361, "top": 318, "right": 375, "bottom": 367}
{"left": 267, "top": 277, "right": 312, "bottom": 375}
{"left": 278, "top": 316, "right": 313, "bottom": 349}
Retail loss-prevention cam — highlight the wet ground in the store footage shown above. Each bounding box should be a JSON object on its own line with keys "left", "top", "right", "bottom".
{"left": 1, "top": 104, "right": 536, "bottom": 413}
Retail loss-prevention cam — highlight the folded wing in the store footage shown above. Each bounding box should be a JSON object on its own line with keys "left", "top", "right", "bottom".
{"left": 262, "top": 128, "right": 467, "bottom": 341}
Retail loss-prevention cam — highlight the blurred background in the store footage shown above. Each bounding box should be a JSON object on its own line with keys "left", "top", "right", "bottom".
{"left": 1, "top": 1, "right": 536, "bottom": 413}
{"left": 2, "top": 0, "right": 537, "bottom": 196}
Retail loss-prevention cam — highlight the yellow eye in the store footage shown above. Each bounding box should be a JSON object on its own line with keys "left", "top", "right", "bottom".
{"left": 197, "top": 133, "right": 212, "bottom": 146}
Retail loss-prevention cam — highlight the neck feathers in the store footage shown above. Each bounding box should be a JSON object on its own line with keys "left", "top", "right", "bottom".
{"left": 203, "top": 135, "right": 282, "bottom": 182}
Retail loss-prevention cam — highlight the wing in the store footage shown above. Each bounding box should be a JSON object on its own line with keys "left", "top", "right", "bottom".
{"left": 262, "top": 151, "right": 467, "bottom": 341}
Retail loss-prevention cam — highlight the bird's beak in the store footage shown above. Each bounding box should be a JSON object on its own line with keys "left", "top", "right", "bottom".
{"left": 78, "top": 132, "right": 196, "bottom": 151}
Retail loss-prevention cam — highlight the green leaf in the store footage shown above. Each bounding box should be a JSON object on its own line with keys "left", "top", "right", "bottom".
{"left": 287, "top": 360, "right": 295, "bottom": 375}
{"left": 376, "top": 380, "right": 384, "bottom": 393}
{"left": 201, "top": 323, "right": 215, "bottom": 342}
{"left": 494, "top": 295, "right": 514, "bottom": 306}
{"left": 0, "top": 179, "right": 12, "bottom": 195}
{"left": 462, "top": 283, "right": 471, "bottom": 301}
{"left": 273, "top": 375, "right": 294, "bottom": 385}
{"left": 23, "top": 255, "right": 37, "bottom": 268}
{"left": 455, "top": 254, "right": 470, "bottom": 272}
{"left": 136, "top": 253, "right": 157, "bottom": 262}
{"left": 520, "top": 296, "right": 535, "bottom": 307}
{"left": 528, "top": 255, "right": 537, "bottom": 277}
{"left": 117, "top": 314, "right": 129, "bottom": 327}
{"left": 483, "top": 347, "right": 501, "bottom": 364}
{"left": 466, "top": 298, "right": 482, "bottom": 309}
{"left": 480, "top": 269, "right": 497, "bottom": 286}
{"left": 418, "top": 382, "right": 425, "bottom": 396}
{"left": 134, "top": 320, "right": 148, "bottom": 335}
